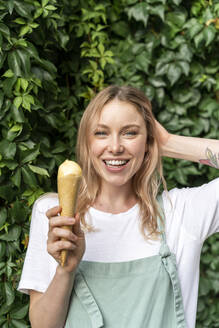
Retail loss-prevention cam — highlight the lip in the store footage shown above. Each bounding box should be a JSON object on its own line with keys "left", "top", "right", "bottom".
{"left": 102, "top": 158, "right": 131, "bottom": 161}
{"left": 102, "top": 159, "right": 130, "bottom": 172}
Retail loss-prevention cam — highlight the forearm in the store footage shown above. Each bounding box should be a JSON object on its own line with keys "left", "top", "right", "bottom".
{"left": 162, "top": 134, "right": 219, "bottom": 168}
{"left": 29, "top": 266, "right": 75, "bottom": 328}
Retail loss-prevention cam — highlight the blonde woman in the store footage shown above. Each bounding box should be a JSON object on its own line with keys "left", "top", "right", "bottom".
{"left": 18, "top": 86, "right": 219, "bottom": 328}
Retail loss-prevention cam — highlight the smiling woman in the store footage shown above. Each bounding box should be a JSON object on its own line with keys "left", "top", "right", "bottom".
{"left": 76, "top": 86, "right": 166, "bottom": 235}
{"left": 18, "top": 85, "right": 219, "bottom": 328}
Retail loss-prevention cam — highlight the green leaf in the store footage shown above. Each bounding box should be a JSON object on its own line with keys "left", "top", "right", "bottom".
{"left": 11, "top": 105, "right": 25, "bottom": 123}
{"left": 8, "top": 51, "right": 22, "bottom": 76}
{"left": 2, "top": 76, "right": 17, "bottom": 97}
{"left": 177, "top": 44, "right": 193, "bottom": 62}
{"left": 0, "top": 23, "right": 10, "bottom": 38}
{"left": 148, "top": 77, "right": 166, "bottom": 88}
{"left": 16, "top": 49, "right": 31, "bottom": 76}
{"left": 2, "top": 69, "right": 14, "bottom": 78}
{"left": 199, "top": 277, "right": 212, "bottom": 296}
{"left": 10, "top": 304, "right": 29, "bottom": 320}
{"left": 21, "top": 166, "right": 38, "bottom": 187}
{"left": 25, "top": 42, "right": 40, "bottom": 60}
{"left": 172, "top": 88, "right": 201, "bottom": 106}
{"left": 167, "top": 102, "right": 187, "bottom": 115}
{"left": 0, "top": 208, "right": 7, "bottom": 227}
{"left": 10, "top": 199, "right": 29, "bottom": 224}
{"left": 42, "top": 0, "right": 49, "bottom": 6}
{"left": 21, "top": 147, "right": 40, "bottom": 164}
{"left": 13, "top": 18, "right": 26, "bottom": 24}
{"left": 14, "top": 1, "right": 31, "bottom": 18}
{"left": 135, "top": 52, "right": 151, "bottom": 73}
{"left": 155, "top": 63, "right": 169, "bottom": 76}
{"left": 149, "top": 5, "right": 165, "bottom": 22}
{"left": 0, "top": 242, "right": 6, "bottom": 259}
{"left": 57, "top": 30, "right": 69, "bottom": 50}
{"left": 45, "top": 5, "right": 57, "bottom": 11}
{"left": 19, "top": 25, "right": 31, "bottom": 37}
{"left": 28, "top": 164, "right": 49, "bottom": 177}
{"left": 4, "top": 282, "right": 15, "bottom": 306}
{"left": 194, "top": 31, "right": 205, "bottom": 48}
{"left": 126, "top": 3, "right": 149, "bottom": 27}
{"left": 20, "top": 78, "right": 28, "bottom": 92}
{"left": 14, "top": 96, "right": 22, "bottom": 109}
{"left": 0, "top": 91, "right": 3, "bottom": 110}
{"left": 0, "top": 53, "right": 6, "bottom": 70}
{"left": 0, "top": 317, "right": 6, "bottom": 326}
{"left": 111, "top": 21, "right": 129, "bottom": 38}
{"left": 11, "top": 320, "right": 28, "bottom": 328}
{"left": 199, "top": 98, "right": 219, "bottom": 112}
{"left": 184, "top": 19, "right": 203, "bottom": 39}
{"left": 0, "top": 185, "right": 15, "bottom": 202}
{"left": 155, "top": 88, "right": 165, "bottom": 107}
{"left": 167, "top": 63, "right": 182, "bottom": 85}
{"left": 0, "top": 225, "right": 21, "bottom": 241}
{"left": 203, "top": 25, "right": 216, "bottom": 46}
{"left": 177, "top": 61, "right": 190, "bottom": 76}
{"left": 22, "top": 94, "right": 34, "bottom": 111}
{"left": 0, "top": 140, "right": 16, "bottom": 160}
{"left": 11, "top": 168, "right": 21, "bottom": 188}
{"left": 167, "top": 10, "right": 187, "bottom": 28}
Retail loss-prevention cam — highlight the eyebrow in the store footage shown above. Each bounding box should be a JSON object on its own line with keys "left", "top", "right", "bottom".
{"left": 96, "top": 124, "right": 140, "bottom": 129}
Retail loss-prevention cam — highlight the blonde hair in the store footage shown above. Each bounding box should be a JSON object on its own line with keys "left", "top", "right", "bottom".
{"left": 76, "top": 85, "right": 167, "bottom": 239}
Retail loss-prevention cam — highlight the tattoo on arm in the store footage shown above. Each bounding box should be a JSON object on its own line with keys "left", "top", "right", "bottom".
{"left": 199, "top": 147, "right": 219, "bottom": 169}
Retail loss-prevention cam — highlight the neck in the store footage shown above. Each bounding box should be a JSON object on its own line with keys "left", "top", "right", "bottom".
{"left": 93, "top": 181, "right": 137, "bottom": 214}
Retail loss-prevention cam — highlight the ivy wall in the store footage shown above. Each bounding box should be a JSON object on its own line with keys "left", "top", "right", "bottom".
{"left": 0, "top": 0, "right": 218, "bottom": 327}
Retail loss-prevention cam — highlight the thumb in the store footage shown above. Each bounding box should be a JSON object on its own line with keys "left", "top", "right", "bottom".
{"left": 73, "top": 213, "right": 84, "bottom": 237}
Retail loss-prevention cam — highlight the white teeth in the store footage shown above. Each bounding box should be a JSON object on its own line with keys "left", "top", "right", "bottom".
{"left": 105, "top": 160, "right": 128, "bottom": 166}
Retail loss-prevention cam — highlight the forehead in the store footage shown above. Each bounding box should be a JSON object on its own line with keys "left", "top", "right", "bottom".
{"left": 96, "top": 99, "right": 145, "bottom": 126}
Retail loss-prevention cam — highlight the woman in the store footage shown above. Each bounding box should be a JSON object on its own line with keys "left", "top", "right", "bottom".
{"left": 18, "top": 86, "right": 219, "bottom": 328}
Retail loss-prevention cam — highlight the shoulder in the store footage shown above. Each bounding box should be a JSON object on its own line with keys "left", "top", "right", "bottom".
{"left": 161, "top": 178, "right": 219, "bottom": 242}
{"left": 33, "top": 192, "right": 59, "bottom": 214}
{"left": 162, "top": 177, "right": 219, "bottom": 211}
{"left": 29, "top": 193, "right": 59, "bottom": 235}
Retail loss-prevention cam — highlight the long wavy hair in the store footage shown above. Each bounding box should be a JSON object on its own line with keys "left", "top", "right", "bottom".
{"left": 76, "top": 85, "right": 167, "bottom": 239}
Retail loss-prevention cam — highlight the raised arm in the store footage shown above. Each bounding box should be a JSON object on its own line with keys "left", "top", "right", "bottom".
{"left": 155, "top": 120, "right": 219, "bottom": 169}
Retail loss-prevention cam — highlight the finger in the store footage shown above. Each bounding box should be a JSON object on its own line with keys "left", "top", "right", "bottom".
{"left": 49, "top": 216, "right": 75, "bottom": 230}
{"left": 53, "top": 240, "right": 76, "bottom": 253}
{"left": 51, "top": 227, "right": 78, "bottom": 242}
{"left": 46, "top": 206, "right": 62, "bottom": 219}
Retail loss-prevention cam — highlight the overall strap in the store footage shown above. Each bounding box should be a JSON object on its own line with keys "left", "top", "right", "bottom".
{"left": 73, "top": 270, "right": 104, "bottom": 328}
{"left": 157, "top": 194, "right": 166, "bottom": 244}
{"left": 157, "top": 195, "right": 187, "bottom": 326}
{"left": 157, "top": 194, "right": 171, "bottom": 258}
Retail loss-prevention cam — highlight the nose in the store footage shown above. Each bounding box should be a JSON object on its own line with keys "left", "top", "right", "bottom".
{"left": 108, "top": 135, "right": 124, "bottom": 154}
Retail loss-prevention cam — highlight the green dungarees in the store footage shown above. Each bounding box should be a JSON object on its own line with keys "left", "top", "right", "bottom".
{"left": 65, "top": 197, "right": 187, "bottom": 328}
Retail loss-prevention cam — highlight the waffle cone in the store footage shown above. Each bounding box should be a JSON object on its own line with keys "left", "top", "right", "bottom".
{"left": 57, "top": 160, "right": 82, "bottom": 266}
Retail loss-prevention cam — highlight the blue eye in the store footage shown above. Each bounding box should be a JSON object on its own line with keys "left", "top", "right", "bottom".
{"left": 95, "top": 131, "right": 106, "bottom": 136}
{"left": 125, "top": 131, "right": 137, "bottom": 136}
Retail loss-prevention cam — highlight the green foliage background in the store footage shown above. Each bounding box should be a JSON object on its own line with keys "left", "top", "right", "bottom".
{"left": 0, "top": 0, "right": 219, "bottom": 327}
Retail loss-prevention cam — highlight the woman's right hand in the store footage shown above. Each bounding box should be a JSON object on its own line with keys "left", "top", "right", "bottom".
{"left": 46, "top": 206, "right": 86, "bottom": 273}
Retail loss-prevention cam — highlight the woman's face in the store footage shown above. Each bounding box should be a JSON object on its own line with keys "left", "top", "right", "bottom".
{"left": 89, "top": 99, "right": 147, "bottom": 189}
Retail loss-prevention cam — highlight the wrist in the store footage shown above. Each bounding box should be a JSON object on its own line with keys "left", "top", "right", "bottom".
{"left": 56, "top": 264, "right": 76, "bottom": 280}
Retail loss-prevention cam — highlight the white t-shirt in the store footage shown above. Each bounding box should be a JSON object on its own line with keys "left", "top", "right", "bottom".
{"left": 18, "top": 178, "right": 219, "bottom": 328}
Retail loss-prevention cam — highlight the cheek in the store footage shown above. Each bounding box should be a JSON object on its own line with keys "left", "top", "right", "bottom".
{"left": 89, "top": 140, "right": 105, "bottom": 157}
{"left": 128, "top": 139, "right": 146, "bottom": 157}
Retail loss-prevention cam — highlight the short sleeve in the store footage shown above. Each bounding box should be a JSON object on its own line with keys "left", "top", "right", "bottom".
{"left": 17, "top": 193, "right": 59, "bottom": 295}
{"left": 164, "top": 178, "right": 219, "bottom": 243}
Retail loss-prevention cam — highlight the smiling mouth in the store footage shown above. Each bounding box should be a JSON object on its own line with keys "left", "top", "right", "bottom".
{"left": 103, "top": 160, "right": 130, "bottom": 167}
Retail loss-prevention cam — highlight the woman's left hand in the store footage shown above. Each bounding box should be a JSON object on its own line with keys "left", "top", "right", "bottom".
{"left": 155, "top": 120, "right": 170, "bottom": 146}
